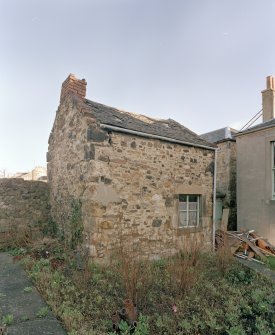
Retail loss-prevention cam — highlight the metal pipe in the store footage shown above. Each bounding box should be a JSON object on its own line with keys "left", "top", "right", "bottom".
{"left": 100, "top": 123, "right": 216, "bottom": 151}
{"left": 212, "top": 148, "right": 217, "bottom": 251}
{"left": 119, "top": 308, "right": 126, "bottom": 320}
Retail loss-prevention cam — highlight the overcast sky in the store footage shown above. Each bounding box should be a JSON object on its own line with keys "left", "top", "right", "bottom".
{"left": 1, "top": 0, "right": 275, "bottom": 174}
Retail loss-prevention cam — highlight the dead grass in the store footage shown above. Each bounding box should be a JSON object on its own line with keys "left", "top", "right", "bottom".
{"left": 6, "top": 235, "right": 275, "bottom": 335}
{"left": 5, "top": 187, "right": 275, "bottom": 334}
{"left": 167, "top": 239, "right": 201, "bottom": 298}
{"left": 215, "top": 231, "right": 234, "bottom": 273}
{"left": 111, "top": 244, "right": 150, "bottom": 307}
{"left": 0, "top": 227, "right": 34, "bottom": 250}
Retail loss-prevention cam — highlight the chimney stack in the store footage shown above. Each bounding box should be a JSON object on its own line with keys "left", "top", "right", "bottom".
{"left": 262, "top": 75, "right": 275, "bottom": 122}
{"left": 60, "top": 74, "right": 87, "bottom": 103}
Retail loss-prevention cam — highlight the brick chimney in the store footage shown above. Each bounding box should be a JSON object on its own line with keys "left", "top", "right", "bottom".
{"left": 60, "top": 74, "right": 87, "bottom": 103}
{"left": 262, "top": 75, "right": 275, "bottom": 122}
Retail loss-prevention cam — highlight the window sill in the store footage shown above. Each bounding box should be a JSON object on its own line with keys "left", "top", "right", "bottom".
{"left": 177, "top": 226, "right": 203, "bottom": 234}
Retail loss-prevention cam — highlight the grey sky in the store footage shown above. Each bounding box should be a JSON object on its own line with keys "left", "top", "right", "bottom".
{"left": 1, "top": 0, "right": 275, "bottom": 173}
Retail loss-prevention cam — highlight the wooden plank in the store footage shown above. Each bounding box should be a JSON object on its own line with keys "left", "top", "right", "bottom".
{"left": 220, "top": 208, "right": 229, "bottom": 231}
{"left": 258, "top": 248, "right": 275, "bottom": 257}
{"left": 234, "top": 253, "right": 265, "bottom": 264}
{"left": 250, "top": 232, "right": 275, "bottom": 254}
{"left": 240, "top": 235, "right": 266, "bottom": 259}
{"left": 226, "top": 231, "right": 244, "bottom": 242}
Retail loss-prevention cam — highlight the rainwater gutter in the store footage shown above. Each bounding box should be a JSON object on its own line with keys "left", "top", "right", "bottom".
{"left": 100, "top": 123, "right": 216, "bottom": 151}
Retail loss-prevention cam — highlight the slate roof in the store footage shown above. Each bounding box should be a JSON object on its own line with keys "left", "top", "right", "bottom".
{"left": 235, "top": 118, "right": 275, "bottom": 136}
{"left": 84, "top": 99, "right": 214, "bottom": 148}
{"left": 200, "top": 127, "right": 238, "bottom": 143}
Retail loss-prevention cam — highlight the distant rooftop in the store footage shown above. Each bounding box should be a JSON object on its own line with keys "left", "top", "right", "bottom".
{"left": 9, "top": 167, "right": 47, "bottom": 182}
{"left": 200, "top": 127, "right": 238, "bottom": 143}
{"left": 235, "top": 118, "right": 275, "bottom": 136}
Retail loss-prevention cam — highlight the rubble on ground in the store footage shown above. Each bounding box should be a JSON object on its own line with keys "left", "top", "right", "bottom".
{"left": 215, "top": 229, "right": 275, "bottom": 264}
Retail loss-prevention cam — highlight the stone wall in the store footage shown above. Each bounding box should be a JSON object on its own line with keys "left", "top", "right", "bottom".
{"left": 216, "top": 140, "right": 236, "bottom": 229}
{"left": 48, "top": 95, "right": 215, "bottom": 261}
{"left": 0, "top": 178, "right": 50, "bottom": 243}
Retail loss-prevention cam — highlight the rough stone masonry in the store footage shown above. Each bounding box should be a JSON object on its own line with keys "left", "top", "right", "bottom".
{"left": 47, "top": 74, "right": 215, "bottom": 261}
{"left": 0, "top": 178, "right": 50, "bottom": 246}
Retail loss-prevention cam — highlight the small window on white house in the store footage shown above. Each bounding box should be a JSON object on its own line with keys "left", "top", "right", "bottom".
{"left": 179, "top": 194, "right": 200, "bottom": 228}
{"left": 272, "top": 142, "right": 275, "bottom": 199}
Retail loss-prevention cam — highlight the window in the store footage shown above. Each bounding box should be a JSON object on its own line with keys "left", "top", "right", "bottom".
{"left": 179, "top": 194, "right": 200, "bottom": 228}
{"left": 272, "top": 142, "right": 275, "bottom": 199}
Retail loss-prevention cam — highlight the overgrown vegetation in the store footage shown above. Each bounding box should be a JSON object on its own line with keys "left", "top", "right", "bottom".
{"left": 1, "top": 207, "right": 275, "bottom": 335}
{"left": 1, "top": 235, "right": 274, "bottom": 335}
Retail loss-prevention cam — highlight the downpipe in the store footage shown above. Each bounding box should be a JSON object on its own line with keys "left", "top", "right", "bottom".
{"left": 212, "top": 148, "right": 217, "bottom": 251}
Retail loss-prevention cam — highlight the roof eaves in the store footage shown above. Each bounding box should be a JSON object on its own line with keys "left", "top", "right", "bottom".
{"left": 100, "top": 123, "right": 216, "bottom": 151}
{"left": 235, "top": 123, "right": 275, "bottom": 137}
{"left": 215, "top": 138, "right": 236, "bottom": 144}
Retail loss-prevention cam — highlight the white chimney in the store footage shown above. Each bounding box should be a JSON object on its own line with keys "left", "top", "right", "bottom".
{"left": 262, "top": 75, "right": 275, "bottom": 122}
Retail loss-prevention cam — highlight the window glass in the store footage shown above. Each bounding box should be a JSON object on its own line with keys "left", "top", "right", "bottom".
{"left": 179, "top": 202, "right": 187, "bottom": 211}
{"left": 189, "top": 195, "right": 198, "bottom": 202}
{"left": 188, "top": 211, "right": 197, "bottom": 226}
{"left": 179, "top": 194, "right": 187, "bottom": 202}
{"left": 179, "top": 211, "right": 188, "bottom": 227}
{"left": 189, "top": 201, "right": 198, "bottom": 211}
{"left": 178, "top": 194, "right": 200, "bottom": 227}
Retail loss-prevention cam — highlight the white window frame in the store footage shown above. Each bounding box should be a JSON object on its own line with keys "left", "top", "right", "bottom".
{"left": 272, "top": 142, "right": 275, "bottom": 199}
{"left": 179, "top": 194, "right": 200, "bottom": 228}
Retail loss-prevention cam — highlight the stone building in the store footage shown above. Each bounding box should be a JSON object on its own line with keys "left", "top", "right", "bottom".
{"left": 47, "top": 74, "right": 216, "bottom": 260}
{"left": 236, "top": 76, "right": 275, "bottom": 244}
{"left": 201, "top": 127, "right": 237, "bottom": 230}
{"left": 12, "top": 166, "right": 47, "bottom": 182}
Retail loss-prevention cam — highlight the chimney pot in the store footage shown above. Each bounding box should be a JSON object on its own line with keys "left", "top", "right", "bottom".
{"left": 266, "top": 76, "right": 273, "bottom": 89}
